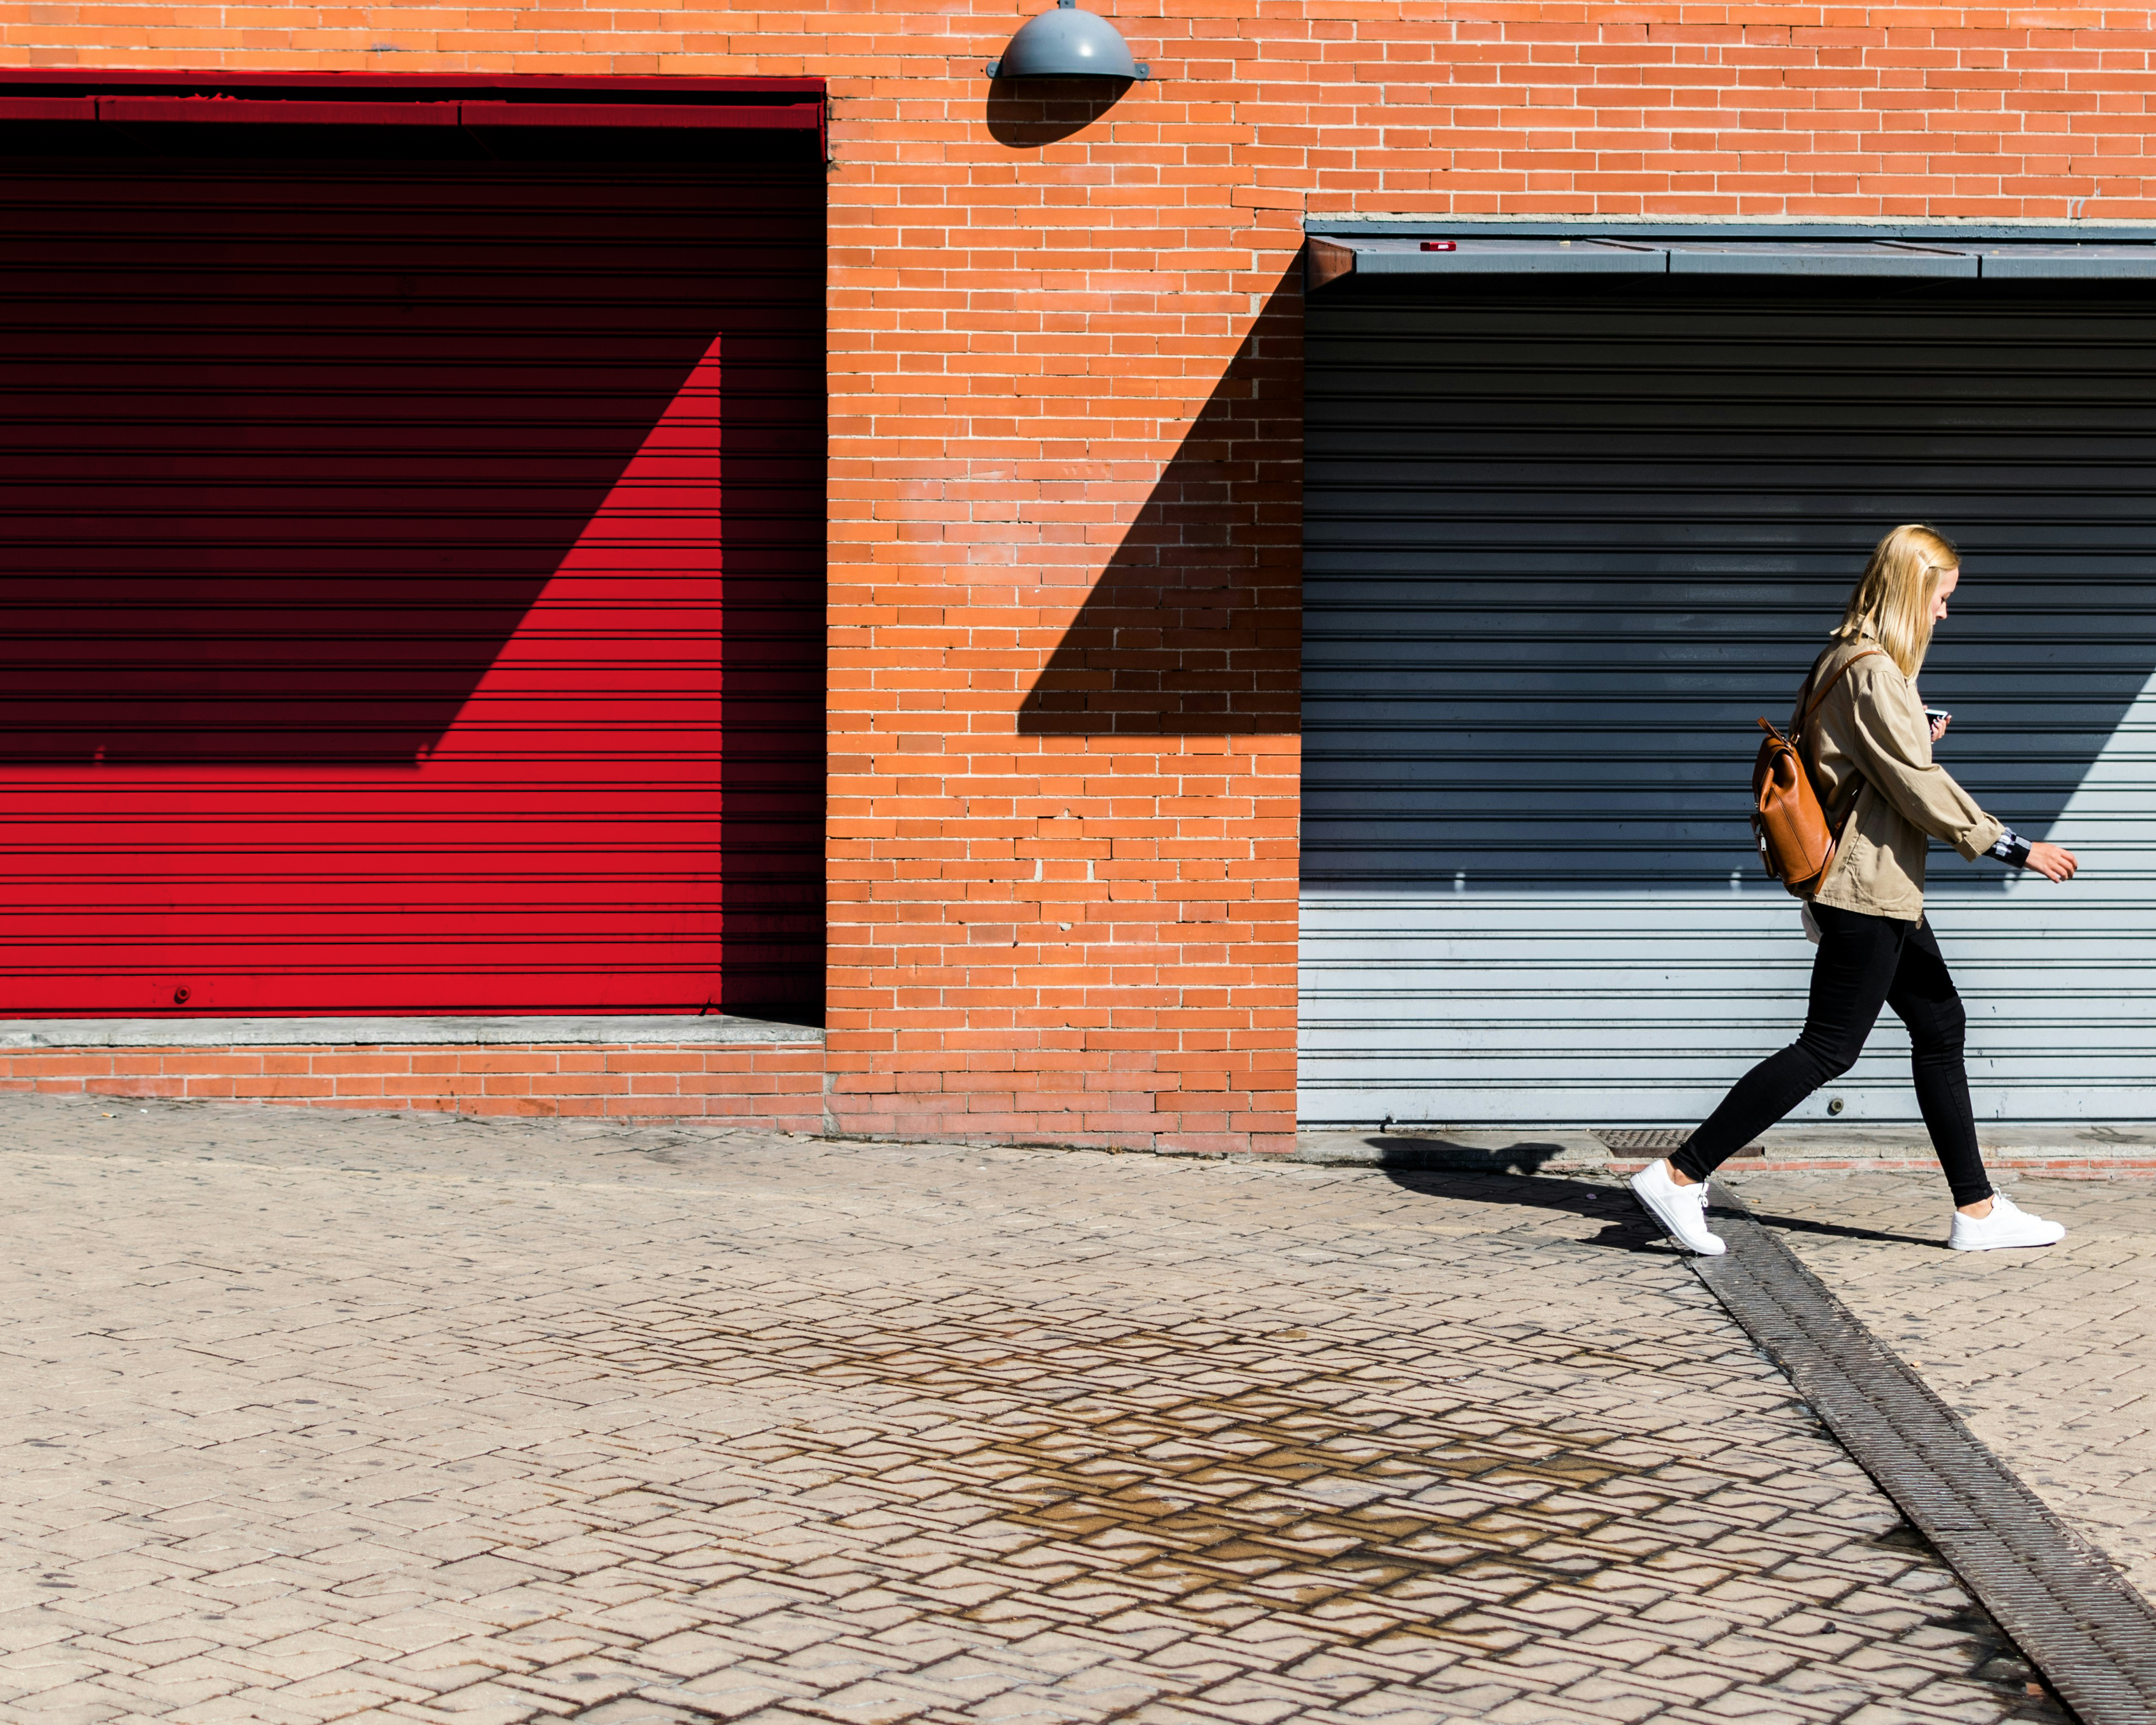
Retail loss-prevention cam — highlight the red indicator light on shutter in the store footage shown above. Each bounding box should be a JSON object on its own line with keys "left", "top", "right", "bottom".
{"left": 1420, "top": 241, "right": 1457, "bottom": 252}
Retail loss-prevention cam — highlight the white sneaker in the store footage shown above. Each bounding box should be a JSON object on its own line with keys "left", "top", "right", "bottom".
{"left": 1949, "top": 1192, "right": 2066, "bottom": 1252}
{"left": 1630, "top": 1159, "right": 1727, "bottom": 1255}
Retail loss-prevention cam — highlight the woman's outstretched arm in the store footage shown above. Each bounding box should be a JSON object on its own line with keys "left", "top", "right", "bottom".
{"left": 1842, "top": 666, "right": 2077, "bottom": 879}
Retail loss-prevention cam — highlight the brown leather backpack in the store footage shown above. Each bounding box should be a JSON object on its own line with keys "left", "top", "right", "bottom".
{"left": 1751, "top": 646, "right": 1884, "bottom": 897}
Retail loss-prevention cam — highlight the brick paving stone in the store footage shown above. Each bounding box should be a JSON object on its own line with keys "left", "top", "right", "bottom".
{"left": 0, "top": 1094, "right": 2072, "bottom": 1723}
{"left": 1724, "top": 1169, "right": 2156, "bottom": 1607}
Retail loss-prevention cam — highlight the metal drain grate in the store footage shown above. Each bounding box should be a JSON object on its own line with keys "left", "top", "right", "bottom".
{"left": 1693, "top": 1188, "right": 2156, "bottom": 1723}
{"left": 1595, "top": 1129, "right": 1762, "bottom": 1158}
{"left": 1595, "top": 1128, "right": 1691, "bottom": 1152}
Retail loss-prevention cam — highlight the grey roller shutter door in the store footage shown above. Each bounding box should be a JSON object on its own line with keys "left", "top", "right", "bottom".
{"left": 1301, "top": 278, "right": 2156, "bottom": 1127}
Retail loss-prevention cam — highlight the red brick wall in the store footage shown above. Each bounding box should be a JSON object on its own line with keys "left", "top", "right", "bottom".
{"left": 5, "top": 5, "right": 2154, "bottom": 1151}
{"left": 0, "top": 1042, "right": 826, "bottom": 1124}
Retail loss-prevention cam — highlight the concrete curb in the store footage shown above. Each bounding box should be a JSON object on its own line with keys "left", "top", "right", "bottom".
{"left": 0, "top": 1014, "right": 825, "bottom": 1049}
{"left": 1692, "top": 1184, "right": 2156, "bottom": 1723}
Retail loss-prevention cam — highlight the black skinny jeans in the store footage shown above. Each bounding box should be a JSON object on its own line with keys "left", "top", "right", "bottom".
{"left": 1671, "top": 903, "right": 1994, "bottom": 1207}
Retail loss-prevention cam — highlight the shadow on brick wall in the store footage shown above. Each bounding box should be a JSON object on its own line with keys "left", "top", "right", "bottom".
{"left": 984, "top": 76, "right": 1129, "bottom": 147}
{"left": 1016, "top": 274, "right": 1301, "bottom": 735}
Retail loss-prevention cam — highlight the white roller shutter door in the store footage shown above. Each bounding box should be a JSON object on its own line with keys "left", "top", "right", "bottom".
{"left": 1301, "top": 278, "right": 2156, "bottom": 1126}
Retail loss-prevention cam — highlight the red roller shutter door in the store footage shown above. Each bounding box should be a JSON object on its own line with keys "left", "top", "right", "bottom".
{"left": 0, "top": 141, "right": 824, "bottom": 1019}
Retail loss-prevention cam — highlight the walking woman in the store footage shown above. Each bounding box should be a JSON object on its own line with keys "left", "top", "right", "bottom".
{"left": 1632, "top": 524, "right": 2079, "bottom": 1255}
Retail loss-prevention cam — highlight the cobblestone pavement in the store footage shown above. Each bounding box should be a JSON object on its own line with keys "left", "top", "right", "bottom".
{"left": 1728, "top": 1169, "right": 2156, "bottom": 1608}
{"left": 0, "top": 1095, "right": 2066, "bottom": 1725}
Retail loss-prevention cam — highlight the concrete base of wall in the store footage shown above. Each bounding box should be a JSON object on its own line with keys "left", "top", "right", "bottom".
{"left": 0, "top": 1016, "right": 828, "bottom": 1125}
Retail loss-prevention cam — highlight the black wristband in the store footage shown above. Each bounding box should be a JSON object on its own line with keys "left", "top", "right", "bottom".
{"left": 1988, "top": 828, "right": 2032, "bottom": 869}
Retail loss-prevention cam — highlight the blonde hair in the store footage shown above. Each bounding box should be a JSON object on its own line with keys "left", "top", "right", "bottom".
{"left": 1833, "top": 523, "right": 1959, "bottom": 676}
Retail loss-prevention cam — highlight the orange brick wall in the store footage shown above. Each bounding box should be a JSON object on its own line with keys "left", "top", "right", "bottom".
{"left": 5, "top": 6, "right": 2154, "bottom": 1151}
{"left": 0, "top": 1042, "right": 826, "bottom": 1125}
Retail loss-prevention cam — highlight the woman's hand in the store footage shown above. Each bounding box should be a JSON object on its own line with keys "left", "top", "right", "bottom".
{"left": 2028, "top": 841, "right": 2078, "bottom": 882}
{"left": 1930, "top": 713, "right": 1951, "bottom": 744}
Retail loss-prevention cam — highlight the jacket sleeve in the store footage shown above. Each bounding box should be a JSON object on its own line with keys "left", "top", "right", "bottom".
{"left": 1841, "top": 664, "right": 2005, "bottom": 861}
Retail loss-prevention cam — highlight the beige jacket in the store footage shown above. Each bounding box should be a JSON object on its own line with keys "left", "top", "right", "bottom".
{"left": 1799, "top": 631, "right": 2005, "bottom": 921}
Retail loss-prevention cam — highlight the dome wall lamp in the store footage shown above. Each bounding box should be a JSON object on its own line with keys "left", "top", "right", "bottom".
{"left": 987, "top": 0, "right": 1148, "bottom": 80}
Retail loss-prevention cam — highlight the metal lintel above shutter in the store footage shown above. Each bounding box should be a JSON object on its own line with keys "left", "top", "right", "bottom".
{"left": 1977, "top": 244, "right": 2156, "bottom": 279}
{"left": 94, "top": 96, "right": 463, "bottom": 126}
{"left": 1669, "top": 241, "right": 1975, "bottom": 277}
{"left": 59, "top": 94, "right": 823, "bottom": 131}
{"left": 0, "top": 70, "right": 826, "bottom": 136}
{"left": 457, "top": 100, "right": 819, "bottom": 130}
{"left": 1307, "top": 231, "right": 2156, "bottom": 291}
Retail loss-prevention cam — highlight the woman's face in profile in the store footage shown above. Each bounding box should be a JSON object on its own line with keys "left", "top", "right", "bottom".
{"left": 1932, "top": 566, "right": 1961, "bottom": 623}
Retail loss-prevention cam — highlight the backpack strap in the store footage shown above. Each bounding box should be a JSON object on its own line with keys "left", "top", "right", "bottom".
{"left": 1797, "top": 645, "right": 1886, "bottom": 736}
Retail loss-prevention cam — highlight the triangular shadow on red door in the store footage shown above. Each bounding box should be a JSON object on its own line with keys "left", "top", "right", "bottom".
{"left": 0, "top": 143, "right": 755, "bottom": 763}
